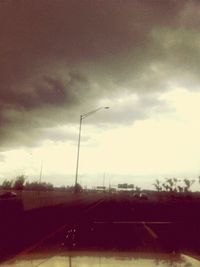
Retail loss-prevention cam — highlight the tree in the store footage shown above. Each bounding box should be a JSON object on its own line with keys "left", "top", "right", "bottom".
{"left": 166, "top": 178, "right": 174, "bottom": 192}
{"left": 153, "top": 179, "right": 162, "bottom": 192}
{"left": 154, "top": 177, "right": 196, "bottom": 194}
{"left": 172, "top": 178, "right": 179, "bottom": 192}
{"left": 25, "top": 181, "right": 54, "bottom": 191}
{"left": 162, "top": 182, "right": 170, "bottom": 192}
{"left": 177, "top": 185, "right": 184, "bottom": 193}
{"left": 135, "top": 186, "right": 141, "bottom": 192}
{"left": 13, "top": 175, "right": 26, "bottom": 190}
{"left": 183, "top": 178, "right": 195, "bottom": 192}
{"left": 1, "top": 179, "right": 12, "bottom": 190}
{"left": 162, "top": 178, "right": 180, "bottom": 192}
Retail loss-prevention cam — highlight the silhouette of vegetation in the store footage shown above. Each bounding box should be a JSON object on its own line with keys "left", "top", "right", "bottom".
{"left": 0, "top": 176, "right": 54, "bottom": 191}
{"left": 1, "top": 179, "right": 13, "bottom": 190}
{"left": 25, "top": 181, "right": 54, "bottom": 191}
{"left": 13, "top": 175, "right": 26, "bottom": 190}
{"left": 153, "top": 179, "right": 162, "bottom": 192}
{"left": 0, "top": 174, "right": 198, "bottom": 194}
{"left": 183, "top": 178, "right": 195, "bottom": 192}
{"left": 153, "top": 177, "right": 196, "bottom": 193}
{"left": 135, "top": 186, "right": 141, "bottom": 192}
{"left": 0, "top": 176, "right": 82, "bottom": 193}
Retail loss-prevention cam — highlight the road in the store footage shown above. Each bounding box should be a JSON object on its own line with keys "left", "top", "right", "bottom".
{"left": 1, "top": 192, "right": 200, "bottom": 263}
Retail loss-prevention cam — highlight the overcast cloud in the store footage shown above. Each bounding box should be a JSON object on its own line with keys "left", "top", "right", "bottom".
{"left": 0, "top": 0, "right": 200, "bottom": 150}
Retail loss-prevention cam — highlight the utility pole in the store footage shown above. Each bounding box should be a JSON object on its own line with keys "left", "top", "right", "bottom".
{"left": 74, "top": 107, "right": 110, "bottom": 192}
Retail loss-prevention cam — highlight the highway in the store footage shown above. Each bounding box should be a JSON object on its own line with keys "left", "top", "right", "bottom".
{"left": 1, "top": 192, "right": 200, "bottom": 263}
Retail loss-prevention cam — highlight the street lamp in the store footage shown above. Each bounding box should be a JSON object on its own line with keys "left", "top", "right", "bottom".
{"left": 74, "top": 107, "right": 109, "bottom": 192}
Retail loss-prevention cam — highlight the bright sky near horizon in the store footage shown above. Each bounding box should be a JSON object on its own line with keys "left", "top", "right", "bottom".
{"left": 1, "top": 1, "right": 200, "bottom": 190}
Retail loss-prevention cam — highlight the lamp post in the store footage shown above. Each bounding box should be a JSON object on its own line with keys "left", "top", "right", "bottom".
{"left": 74, "top": 107, "right": 109, "bottom": 192}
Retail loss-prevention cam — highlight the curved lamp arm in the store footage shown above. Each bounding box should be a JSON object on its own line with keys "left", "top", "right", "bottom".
{"left": 82, "top": 106, "right": 110, "bottom": 119}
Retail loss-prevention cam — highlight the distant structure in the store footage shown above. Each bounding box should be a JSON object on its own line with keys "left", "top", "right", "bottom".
{"left": 118, "top": 183, "right": 134, "bottom": 190}
{"left": 96, "top": 186, "right": 106, "bottom": 192}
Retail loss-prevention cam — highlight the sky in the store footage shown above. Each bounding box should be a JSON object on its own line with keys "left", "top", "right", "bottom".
{"left": 1, "top": 0, "right": 200, "bottom": 190}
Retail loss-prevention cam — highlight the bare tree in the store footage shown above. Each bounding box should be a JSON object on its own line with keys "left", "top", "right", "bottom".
{"left": 153, "top": 179, "right": 162, "bottom": 192}
{"left": 183, "top": 178, "right": 195, "bottom": 192}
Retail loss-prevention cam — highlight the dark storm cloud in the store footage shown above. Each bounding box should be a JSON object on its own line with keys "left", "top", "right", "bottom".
{"left": 0, "top": 0, "right": 199, "bottom": 149}
{"left": 0, "top": 70, "right": 90, "bottom": 111}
